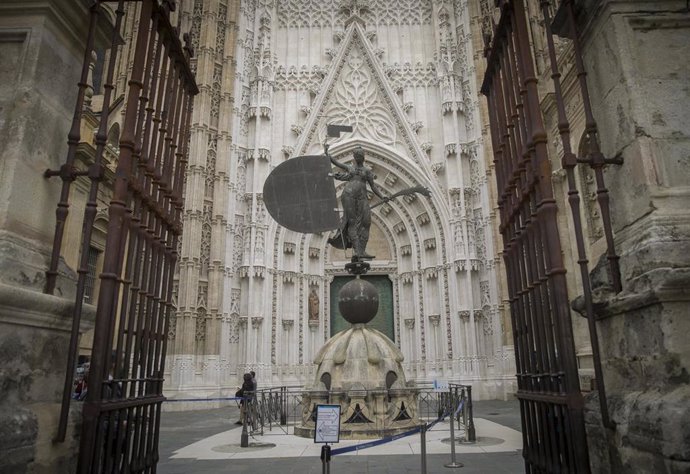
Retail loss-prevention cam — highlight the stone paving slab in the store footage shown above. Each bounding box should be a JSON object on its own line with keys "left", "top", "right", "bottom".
{"left": 170, "top": 417, "right": 521, "bottom": 460}
{"left": 158, "top": 399, "right": 526, "bottom": 473}
{"left": 160, "top": 452, "right": 525, "bottom": 473}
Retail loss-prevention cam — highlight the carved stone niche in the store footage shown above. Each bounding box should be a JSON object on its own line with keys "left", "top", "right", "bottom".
{"left": 284, "top": 242, "right": 296, "bottom": 254}
{"left": 282, "top": 272, "right": 296, "bottom": 284}
{"left": 401, "top": 273, "right": 413, "bottom": 285}
{"left": 424, "top": 268, "right": 438, "bottom": 279}
{"left": 416, "top": 212, "right": 430, "bottom": 226}
{"left": 384, "top": 172, "right": 398, "bottom": 187}
{"left": 403, "top": 193, "right": 418, "bottom": 204}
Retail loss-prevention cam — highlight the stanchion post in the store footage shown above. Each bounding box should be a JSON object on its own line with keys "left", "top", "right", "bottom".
{"left": 280, "top": 386, "right": 287, "bottom": 425}
{"left": 321, "top": 444, "right": 331, "bottom": 474}
{"left": 466, "top": 386, "right": 476, "bottom": 442}
{"left": 444, "top": 399, "right": 464, "bottom": 468}
{"left": 421, "top": 423, "right": 428, "bottom": 474}
{"left": 240, "top": 400, "right": 249, "bottom": 448}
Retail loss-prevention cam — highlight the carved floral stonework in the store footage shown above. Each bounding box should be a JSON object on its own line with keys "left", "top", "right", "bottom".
{"left": 277, "top": 0, "right": 432, "bottom": 28}
{"left": 323, "top": 44, "right": 396, "bottom": 145}
{"left": 165, "top": 0, "right": 509, "bottom": 400}
{"left": 195, "top": 311, "right": 207, "bottom": 342}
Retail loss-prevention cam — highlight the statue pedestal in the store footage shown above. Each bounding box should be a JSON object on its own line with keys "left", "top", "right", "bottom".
{"left": 294, "top": 324, "right": 420, "bottom": 440}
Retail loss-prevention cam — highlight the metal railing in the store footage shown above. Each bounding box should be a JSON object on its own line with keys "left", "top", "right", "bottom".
{"left": 241, "top": 383, "right": 475, "bottom": 441}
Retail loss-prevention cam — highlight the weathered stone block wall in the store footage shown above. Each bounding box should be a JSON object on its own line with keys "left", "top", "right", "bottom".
{"left": 0, "top": 284, "right": 94, "bottom": 474}
{"left": 577, "top": 0, "right": 690, "bottom": 472}
{"left": 0, "top": 0, "right": 105, "bottom": 472}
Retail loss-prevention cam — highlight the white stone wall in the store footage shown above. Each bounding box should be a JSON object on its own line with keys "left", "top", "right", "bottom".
{"left": 165, "top": 0, "right": 515, "bottom": 401}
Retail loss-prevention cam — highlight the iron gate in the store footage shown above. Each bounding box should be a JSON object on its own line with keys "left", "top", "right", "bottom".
{"left": 481, "top": 0, "right": 621, "bottom": 472}
{"left": 45, "top": 0, "right": 197, "bottom": 472}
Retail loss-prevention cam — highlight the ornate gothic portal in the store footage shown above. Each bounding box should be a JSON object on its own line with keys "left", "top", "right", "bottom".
{"left": 165, "top": 0, "right": 516, "bottom": 402}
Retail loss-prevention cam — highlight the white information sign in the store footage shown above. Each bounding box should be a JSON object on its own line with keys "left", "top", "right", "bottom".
{"left": 314, "top": 404, "right": 341, "bottom": 444}
{"left": 433, "top": 379, "right": 449, "bottom": 392}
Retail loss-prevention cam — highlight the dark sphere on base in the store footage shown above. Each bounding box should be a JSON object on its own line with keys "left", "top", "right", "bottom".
{"left": 338, "top": 278, "right": 379, "bottom": 324}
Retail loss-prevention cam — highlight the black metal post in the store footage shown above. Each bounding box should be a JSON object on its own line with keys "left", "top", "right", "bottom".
{"left": 320, "top": 444, "right": 331, "bottom": 474}
{"left": 445, "top": 401, "right": 464, "bottom": 468}
{"left": 466, "top": 386, "right": 476, "bottom": 442}
{"left": 421, "top": 423, "right": 428, "bottom": 474}
{"left": 240, "top": 407, "right": 249, "bottom": 448}
{"left": 280, "top": 387, "right": 287, "bottom": 425}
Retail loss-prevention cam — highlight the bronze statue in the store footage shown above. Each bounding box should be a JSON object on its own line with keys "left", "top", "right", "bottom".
{"left": 326, "top": 145, "right": 385, "bottom": 259}
{"left": 326, "top": 145, "right": 430, "bottom": 260}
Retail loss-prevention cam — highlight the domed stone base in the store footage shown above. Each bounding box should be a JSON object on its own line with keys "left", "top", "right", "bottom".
{"left": 294, "top": 387, "right": 420, "bottom": 440}
{"left": 294, "top": 323, "right": 421, "bottom": 439}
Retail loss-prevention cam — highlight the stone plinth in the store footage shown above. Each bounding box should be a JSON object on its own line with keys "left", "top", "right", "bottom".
{"left": 0, "top": 283, "right": 95, "bottom": 473}
{"left": 294, "top": 324, "right": 420, "bottom": 439}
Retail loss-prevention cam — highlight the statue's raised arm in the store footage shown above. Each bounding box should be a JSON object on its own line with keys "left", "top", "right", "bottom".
{"left": 324, "top": 144, "right": 348, "bottom": 171}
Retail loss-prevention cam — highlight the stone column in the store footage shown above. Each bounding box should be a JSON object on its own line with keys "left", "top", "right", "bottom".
{"left": 575, "top": 1, "right": 690, "bottom": 471}
{"left": 0, "top": 0, "right": 109, "bottom": 471}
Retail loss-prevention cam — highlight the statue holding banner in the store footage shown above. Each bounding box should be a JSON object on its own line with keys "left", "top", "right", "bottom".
{"left": 263, "top": 123, "right": 430, "bottom": 273}
{"left": 326, "top": 145, "right": 430, "bottom": 261}
{"left": 326, "top": 145, "right": 385, "bottom": 259}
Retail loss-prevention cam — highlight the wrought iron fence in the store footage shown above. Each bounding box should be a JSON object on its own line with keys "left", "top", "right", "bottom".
{"left": 242, "top": 383, "right": 475, "bottom": 441}
{"left": 481, "top": 0, "right": 622, "bottom": 472}
{"left": 44, "top": 1, "right": 198, "bottom": 472}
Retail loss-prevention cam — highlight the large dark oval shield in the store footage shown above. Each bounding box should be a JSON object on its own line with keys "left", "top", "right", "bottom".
{"left": 263, "top": 155, "right": 339, "bottom": 233}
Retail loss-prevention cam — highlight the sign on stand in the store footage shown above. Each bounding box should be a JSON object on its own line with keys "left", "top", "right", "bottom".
{"left": 433, "top": 379, "right": 449, "bottom": 392}
{"left": 314, "top": 404, "right": 341, "bottom": 444}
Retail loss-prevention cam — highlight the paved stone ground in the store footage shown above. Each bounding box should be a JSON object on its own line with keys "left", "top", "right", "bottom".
{"left": 158, "top": 399, "right": 525, "bottom": 473}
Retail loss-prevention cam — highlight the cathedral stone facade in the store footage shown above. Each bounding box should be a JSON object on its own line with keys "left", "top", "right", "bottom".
{"left": 165, "top": 0, "right": 516, "bottom": 401}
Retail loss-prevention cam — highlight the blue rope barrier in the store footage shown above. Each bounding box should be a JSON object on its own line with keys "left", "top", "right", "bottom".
{"left": 330, "top": 426, "right": 422, "bottom": 455}
{"left": 165, "top": 396, "right": 246, "bottom": 402}
{"left": 330, "top": 411, "right": 451, "bottom": 456}
{"left": 454, "top": 399, "right": 464, "bottom": 417}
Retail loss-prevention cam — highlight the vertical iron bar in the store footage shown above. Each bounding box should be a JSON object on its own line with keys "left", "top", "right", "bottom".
{"left": 565, "top": 0, "right": 622, "bottom": 294}
{"left": 513, "top": 0, "right": 589, "bottom": 471}
{"left": 541, "top": 0, "right": 613, "bottom": 430}
{"left": 77, "top": 0, "right": 154, "bottom": 471}
{"left": 45, "top": 1, "right": 100, "bottom": 294}
{"left": 55, "top": 0, "right": 127, "bottom": 443}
